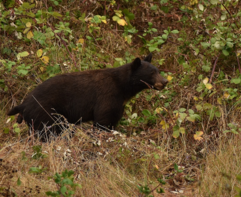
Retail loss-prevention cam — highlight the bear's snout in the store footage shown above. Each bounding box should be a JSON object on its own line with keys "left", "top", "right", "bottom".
{"left": 153, "top": 75, "right": 168, "bottom": 90}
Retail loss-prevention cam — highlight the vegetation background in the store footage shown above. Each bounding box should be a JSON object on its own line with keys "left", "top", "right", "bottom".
{"left": 1, "top": 0, "right": 241, "bottom": 196}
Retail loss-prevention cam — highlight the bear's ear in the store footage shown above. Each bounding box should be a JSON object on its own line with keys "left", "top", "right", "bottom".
{"left": 144, "top": 53, "right": 152, "bottom": 63}
{"left": 131, "top": 58, "right": 141, "bottom": 71}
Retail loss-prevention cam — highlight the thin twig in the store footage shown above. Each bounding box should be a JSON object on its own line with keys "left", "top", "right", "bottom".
{"left": 209, "top": 55, "right": 220, "bottom": 83}
{"left": 140, "top": 80, "right": 153, "bottom": 89}
{"left": 222, "top": 3, "right": 240, "bottom": 29}
{"left": 236, "top": 53, "right": 241, "bottom": 74}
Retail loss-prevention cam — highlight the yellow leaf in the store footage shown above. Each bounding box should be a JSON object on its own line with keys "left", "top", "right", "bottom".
{"left": 37, "top": 49, "right": 43, "bottom": 58}
{"left": 223, "top": 92, "right": 230, "bottom": 99}
{"left": 26, "top": 22, "right": 31, "bottom": 27}
{"left": 176, "top": 112, "right": 179, "bottom": 118}
{"left": 101, "top": 20, "right": 107, "bottom": 24}
{"left": 203, "top": 77, "right": 209, "bottom": 85}
{"left": 205, "top": 83, "right": 213, "bottom": 90}
{"left": 179, "top": 127, "right": 185, "bottom": 134}
{"left": 160, "top": 120, "right": 169, "bottom": 131}
{"left": 40, "top": 67, "right": 45, "bottom": 72}
{"left": 155, "top": 107, "right": 163, "bottom": 113}
{"left": 23, "top": 27, "right": 30, "bottom": 34}
{"left": 167, "top": 75, "right": 173, "bottom": 81}
{"left": 117, "top": 19, "right": 127, "bottom": 26}
{"left": 41, "top": 56, "right": 49, "bottom": 65}
{"left": 217, "top": 97, "right": 222, "bottom": 104}
{"left": 237, "top": 49, "right": 241, "bottom": 56}
{"left": 77, "top": 38, "right": 85, "bottom": 44}
{"left": 27, "top": 31, "right": 33, "bottom": 39}
{"left": 194, "top": 131, "right": 203, "bottom": 141}
{"left": 193, "top": 96, "right": 198, "bottom": 101}
{"left": 154, "top": 164, "right": 159, "bottom": 169}
{"left": 114, "top": 10, "right": 123, "bottom": 17}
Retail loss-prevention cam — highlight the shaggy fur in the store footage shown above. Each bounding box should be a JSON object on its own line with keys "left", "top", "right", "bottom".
{"left": 8, "top": 54, "right": 168, "bottom": 137}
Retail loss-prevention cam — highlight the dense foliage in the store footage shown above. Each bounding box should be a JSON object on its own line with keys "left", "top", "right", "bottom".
{"left": 1, "top": 0, "right": 241, "bottom": 196}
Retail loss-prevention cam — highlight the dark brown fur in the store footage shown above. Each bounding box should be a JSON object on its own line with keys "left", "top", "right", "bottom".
{"left": 8, "top": 54, "right": 168, "bottom": 138}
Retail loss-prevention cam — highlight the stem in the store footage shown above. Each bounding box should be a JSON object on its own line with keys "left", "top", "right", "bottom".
{"left": 209, "top": 55, "right": 220, "bottom": 83}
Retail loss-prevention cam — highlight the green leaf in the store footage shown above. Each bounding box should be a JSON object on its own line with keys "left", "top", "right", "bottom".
{"left": 17, "top": 51, "right": 29, "bottom": 60}
{"left": 226, "top": 42, "right": 233, "bottom": 48}
{"left": 142, "top": 109, "right": 151, "bottom": 116}
{"left": 17, "top": 177, "right": 21, "bottom": 186}
{"left": 112, "top": 16, "right": 119, "bottom": 21}
{"left": 153, "top": 153, "right": 160, "bottom": 159}
{"left": 171, "top": 30, "right": 179, "bottom": 34}
{"left": 201, "top": 42, "right": 210, "bottom": 48}
{"left": 210, "top": 0, "right": 218, "bottom": 5}
{"left": 179, "top": 108, "right": 186, "bottom": 112}
{"left": 221, "top": 14, "right": 226, "bottom": 20}
{"left": 179, "top": 113, "right": 187, "bottom": 121}
{"left": 188, "top": 109, "right": 194, "bottom": 114}
{"left": 122, "top": 9, "right": 135, "bottom": 20}
{"left": 50, "top": 12, "right": 62, "bottom": 18}
{"left": 202, "top": 65, "right": 211, "bottom": 72}
{"left": 149, "top": 46, "right": 159, "bottom": 52}
{"left": 231, "top": 78, "right": 241, "bottom": 84}
{"left": 196, "top": 104, "right": 203, "bottom": 111}
{"left": 174, "top": 163, "right": 178, "bottom": 170}
{"left": 222, "top": 49, "right": 229, "bottom": 56}
{"left": 60, "top": 186, "right": 67, "bottom": 195}
{"left": 162, "top": 34, "right": 168, "bottom": 39}
{"left": 151, "top": 5, "right": 158, "bottom": 11}
{"left": 172, "top": 130, "right": 180, "bottom": 138}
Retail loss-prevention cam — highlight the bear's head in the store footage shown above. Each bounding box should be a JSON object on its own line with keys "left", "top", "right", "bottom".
{"left": 131, "top": 53, "right": 168, "bottom": 91}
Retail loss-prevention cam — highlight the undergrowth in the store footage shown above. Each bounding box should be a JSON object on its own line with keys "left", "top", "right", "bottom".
{"left": 1, "top": 0, "right": 241, "bottom": 196}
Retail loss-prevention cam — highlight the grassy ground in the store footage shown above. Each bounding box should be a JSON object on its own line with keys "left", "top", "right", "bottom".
{"left": 1, "top": 107, "right": 241, "bottom": 196}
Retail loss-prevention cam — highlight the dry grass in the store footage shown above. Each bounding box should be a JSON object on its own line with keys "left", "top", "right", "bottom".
{"left": 199, "top": 135, "right": 241, "bottom": 197}
{"left": 1, "top": 105, "right": 241, "bottom": 197}
{"left": 0, "top": 109, "right": 200, "bottom": 197}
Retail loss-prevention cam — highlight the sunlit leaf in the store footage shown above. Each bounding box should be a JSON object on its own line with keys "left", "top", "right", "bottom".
{"left": 160, "top": 120, "right": 169, "bottom": 131}
{"left": 26, "top": 22, "right": 31, "bottom": 27}
{"left": 173, "top": 130, "right": 180, "bottom": 138}
{"left": 117, "top": 19, "right": 127, "bottom": 26}
{"left": 112, "top": 16, "right": 119, "bottom": 21}
{"left": 193, "top": 96, "right": 198, "bottom": 101}
{"left": 17, "top": 51, "right": 29, "bottom": 60}
{"left": 203, "top": 77, "right": 209, "bottom": 85}
{"left": 27, "top": 31, "right": 33, "bottom": 39}
{"left": 40, "top": 67, "right": 45, "bottom": 72}
{"left": 41, "top": 56, "right": 49, "bottom": 64}
{"left": 194, "top": 131, "right": 203, "bottom": 141}
{"left": 77, "top": 38, "right": 85, "bottom": 44}
{"left": 179, "top": 127, "right": 185, "bottom": 134}
{"left": 37, "top": 49, "right": 43, "bottom": 57}
{"left": 23, "top": 27, "right": 30, "bottom": 34}
{"left": 231, "top": 78, "right": 241, "bottom": 84}
{"left": 101, "top": 19, "right": 107, "bottom": 24}
{"left": 210, "top": 0, "right": 218, "bottom": 5}
{"left": 167, "top": 75, "right": 173, "bottom": 81}
{"left": 205, "top": 83, "right": 213, "bottom": 89}
{"left": 171, "top": 30, "right": 179, "bottom": 34}
{"left": 223, "top": 92, "right": 230, "bottom": 99}
{"left": 198, "top": 4, "right": 204, "bottom": 11}
{"left": 114, "top": 10, "right": 123, "bottom": 17}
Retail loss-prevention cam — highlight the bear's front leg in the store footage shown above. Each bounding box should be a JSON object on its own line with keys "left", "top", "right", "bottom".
{"left": 93, "top": 104, "right": 124, "bottom": 131}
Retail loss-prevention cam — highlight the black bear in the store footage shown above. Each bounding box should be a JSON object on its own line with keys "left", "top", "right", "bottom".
{"left": 8, "top": 53, "right": 168, "bottom": 138}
